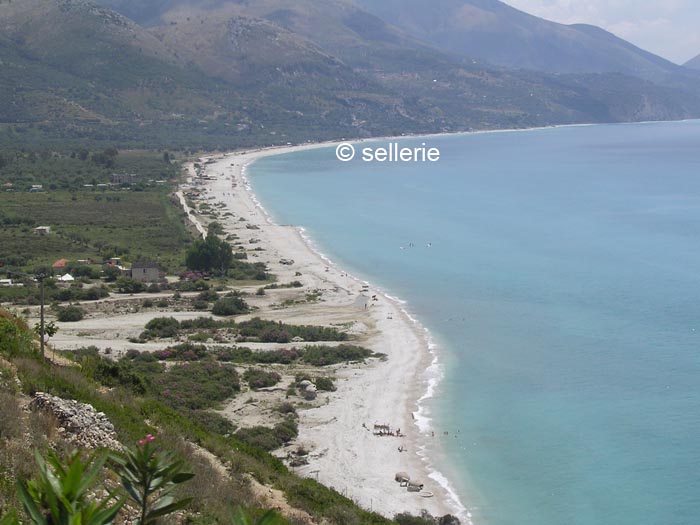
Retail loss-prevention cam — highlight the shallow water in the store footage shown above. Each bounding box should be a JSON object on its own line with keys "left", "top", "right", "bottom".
{"left": 248, "top": 121, "right": 700, "bottom": 525}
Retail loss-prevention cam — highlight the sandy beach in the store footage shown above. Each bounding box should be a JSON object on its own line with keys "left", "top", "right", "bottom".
{"left": 43, "top": 137, "right": 469, "bottom": 520}
{"left": 182, "top": 144, "right": 466, "bottom": 519}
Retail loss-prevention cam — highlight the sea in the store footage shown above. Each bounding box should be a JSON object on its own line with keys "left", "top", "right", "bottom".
{"left": 247, "top": 120, "right": 700, "bottom": 525}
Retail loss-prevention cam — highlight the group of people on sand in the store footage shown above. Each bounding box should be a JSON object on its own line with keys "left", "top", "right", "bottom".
{"left": 362, "top": 423, "right": 408, "bottom": 452}
{"left": 364, "top": 422, "right": 404, "bottom": 438}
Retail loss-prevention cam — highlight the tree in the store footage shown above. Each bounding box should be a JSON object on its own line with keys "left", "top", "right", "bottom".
{"left": 103, "top": 265, "right": 121, "bottom": 282}
{"left": 211, "top": 296, "right": 248, "bottom": 316}
{"left": 91, "top": 148, "right": 118, "bottom": 168}
{"left": 115, "top": 277, "right": 145, "bottom": 294}
{"left": 185, "top": 235, "right": 233, "bottom": 277}
{"left": 34, "top": 320, "right": 58, "bottom": 339}
{"left": 56, "top": 306, "right": 85, "bottom": 322}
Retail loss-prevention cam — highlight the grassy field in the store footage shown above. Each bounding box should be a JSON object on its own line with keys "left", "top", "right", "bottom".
{"left": 0, "top": 188, "right": 191, "bottom": 272}
{"left": 0, "top": 149, "right": 179, "bottom": 190}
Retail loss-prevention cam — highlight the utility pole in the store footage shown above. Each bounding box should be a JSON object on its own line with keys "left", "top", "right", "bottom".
{"left": 37, "top": 273, "right": 46, "bottom": 361}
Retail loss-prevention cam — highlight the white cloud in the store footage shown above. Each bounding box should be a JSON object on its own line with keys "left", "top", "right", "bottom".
{"left": 503, "top": 0, "right": 700, "bottom": 63}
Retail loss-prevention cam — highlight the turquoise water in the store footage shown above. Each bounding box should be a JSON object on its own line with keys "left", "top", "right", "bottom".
{"left": 248, "top": 121, "right": 700, "bottom": 525}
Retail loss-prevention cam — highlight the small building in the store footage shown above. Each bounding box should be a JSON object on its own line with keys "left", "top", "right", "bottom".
{"left": 0, "top": 279, "right": 13, "bottom": 287}
{"left": 52, "top": 259, "right": 69, "bottom": 269}
{"left": 110, "top": 173, "right": 138, "bottom": 185}
{"left": 34, "top": 226, "right": 51, "bottom": 235}
{"left": 57, "top": 274, "right": 75, "bottom": 283}
{"left": 130, "top": 262, "right": 160, "bottom": 283}
{"left": 29, "top": 184, "right": 44, "bottom": 193}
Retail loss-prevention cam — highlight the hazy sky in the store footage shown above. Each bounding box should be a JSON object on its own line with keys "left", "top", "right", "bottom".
{"left": 505, "top": 0, "right": 700, "bottom": 64}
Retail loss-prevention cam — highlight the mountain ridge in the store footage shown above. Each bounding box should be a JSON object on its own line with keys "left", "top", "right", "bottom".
{"left": 354, "top": 0, "right": 698, "bottom": 85}
{"left": 2, "top": 0, "right": 700, "bottom": 150}
{"left": 685, "top": 54, "right": 700, "bottom": 70}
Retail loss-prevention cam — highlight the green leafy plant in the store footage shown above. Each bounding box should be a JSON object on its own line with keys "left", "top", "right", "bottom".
{"left": 229, "top": 507, "right": 283, "bottom": 525}
{"left": 34, "top": 320, "right": 59, "bottom": 339}
{"left": 16, "top": 450, "right": 125, "bottom": 525}
{"left": 0, "top": 511, "right": 19, "bottom": 525}
{"left": 114, "top": 435, "right": 194, "bottom": 525}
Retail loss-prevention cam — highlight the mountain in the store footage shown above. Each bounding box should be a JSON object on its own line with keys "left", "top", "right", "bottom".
{"left": 685, "top": 54, "right": 700, "bottom": 70}
{"left": 0, "top": 0, "right": 424, "bottom": 148}
{"left": 354, "top": 0, "right": 696, "bottom": 84}
{"left": 100, "top": 0, "right": 455, "bottom": 73}
{"left": 3, "top": 0, "right": 700, "bottom": 150}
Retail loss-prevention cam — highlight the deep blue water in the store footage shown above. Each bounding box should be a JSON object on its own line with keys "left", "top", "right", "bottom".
{"left": 248, "top": 121, "right": 700, "bottom": 525}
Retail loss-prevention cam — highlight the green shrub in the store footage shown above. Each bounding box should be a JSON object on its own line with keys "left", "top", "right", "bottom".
{"left": 302, "top": 345, "right": 374, "bottom": 366}
{"left": 51, "top": 286, "right": 109, "bottom": 303}
{"left": 237, "top": 318, "right": 346, "bottom": 342}
{"left": 192, "top": 411, "right": 237, "bottom": 435}
{"left": 142, "top": 317, "right": 180, "bottom": 339}
{"left": 70, "top": 351, "right": 150, "bottom": 394}
{"left": 103, "top": 265, "right": 121, "bottom": 282}
{"left": 197, "top": 290, "right": 220, "bottom": 302}
{"left": 234, "top": 427, "right": 281, "bottom": 451}
{"left": 153, "top": 343, "right": 207, "bottom": 361}
{"left": 115, "top": 277, "right": 145, "bottom": 294}
{"left": 0, "top": 310, "right": 34, "bottom": 356}
{"left": 314, "top": 377, "right": 336, "bottom": 392}
{"left": 179, "top": 317, "right": 222, "bottom": 330}
{"left": 56, "top": 305, "right": 85, "bottom": 322}
{"left": 259, "top": 328, "right": 290, "bottom": 343}
{"left": 243, "top": 368, "right": 281, "bottom": 390}
{"left": 275, "top": 402, "right": 297, "bottom": 417}
{"left": 212, "top": 296, "right": 249, "bottom": 316}
{"left": 216, "top": 347, "right": 300, "bottom": 365}
{"left": 154, "top": 362, "right": 240, "bottom": 410}
{"left": 235, "top": 420, "right": 297, "bottom": 451}
{"left": 394, "top": 513, "right": 435, "bottom": 525}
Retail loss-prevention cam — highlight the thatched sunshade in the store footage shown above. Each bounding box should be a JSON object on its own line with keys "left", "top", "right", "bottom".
{"left": 395, "top": 472, "right": 410, "bottom": 483}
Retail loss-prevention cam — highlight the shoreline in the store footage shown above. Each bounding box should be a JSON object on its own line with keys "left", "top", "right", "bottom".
{"left": 186, "top": 119, "right": 664, "bottom": 519}
{"left": 241, "top": 157, "right": 470, "bottom": 521}
{"left": 186, "top": 142, "right": 470, "bottom": 520}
